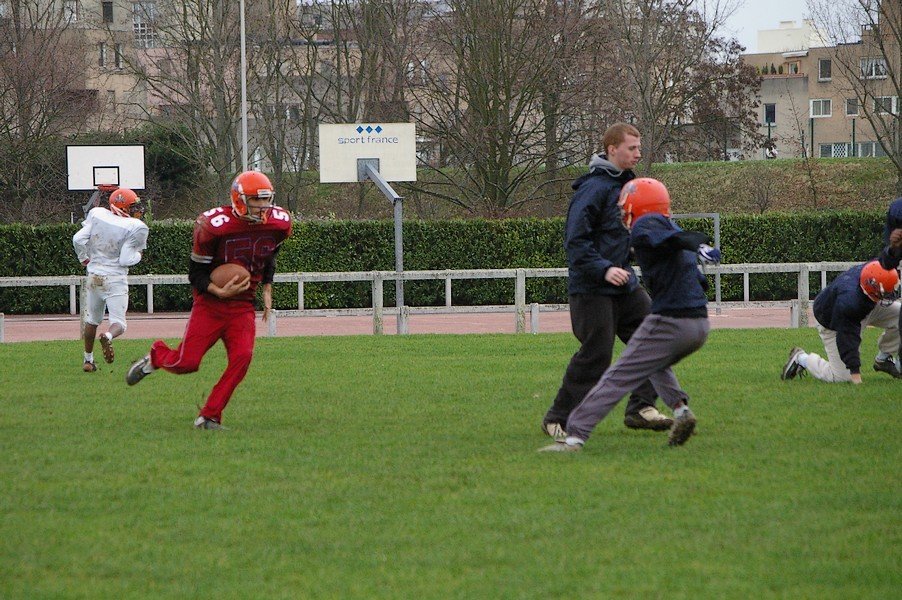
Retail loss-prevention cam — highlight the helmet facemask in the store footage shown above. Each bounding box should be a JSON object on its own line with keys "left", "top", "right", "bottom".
{"left": 234, "top": 190, "right": 275, "bottom": 223}
{"left": 230, "top": 171, "right": 275, "bottom": 223}
{"left": 109, "top": 188, "right": 144, "bottom": 220}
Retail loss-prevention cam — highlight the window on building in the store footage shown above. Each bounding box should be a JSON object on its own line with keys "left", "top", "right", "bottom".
{"left": 860, "top": 57, "right": 887, "bottom": 79}
{"left": 764, "top": 103, "right": 776, "bottom": 124}
{"left": 102, "top": 1, "right": 113, "bottom": 23}
{"left": 858, "top": 141, "right": 887, "bottom": 158}
{"left": 98, "top": 42, "right": 106, "bottom": 67}
{"left": 63, "top": 0, "right": 78, "bottom": 23}
{"left": 845, "top": 98, "right": 859, "bottom": 116}
{"left": 114, "top": 44, "right": 123, "bottom": 68}
{"left": 406, "top": 59, "right": 429, "bottom": 85}
{"left": 818, "top": 58, "right": 832, "bottom": 81}
{"left": 133, "top": 2, "right": 159, "bottom": 49}
{"left": 820, "top": 143, "right": 851, "bottom": 158}
{"left": 873, "top": 96, "right": 897, "bottom": 114}
{"left": 787, "top": 61, "right": 800, "bottom": 75}
{"left": 107, "top": 90, "right": 116, "bottom": 107}
{"left": 810, "top": 98, "right": 831, "bottom": 118}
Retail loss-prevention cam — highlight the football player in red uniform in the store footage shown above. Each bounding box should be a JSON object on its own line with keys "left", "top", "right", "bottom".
{"left": 126, "top": 171, "right": 293, "bottom": 429}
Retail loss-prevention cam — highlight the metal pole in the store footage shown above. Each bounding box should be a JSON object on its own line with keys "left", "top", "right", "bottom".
{"left": 359, "top": 161, "right": 406, "bottom": 334}
{"left": 851, "top": 118, "right": 856, "bottom": 157}
{"left": 393, "top": 198, "right": 404, "bottom": 324}
{"left": 809, "top": 117, "right": 814, "bottom": 158}
{"left": 239, "top": 0, "right": 248, "bottom": 171}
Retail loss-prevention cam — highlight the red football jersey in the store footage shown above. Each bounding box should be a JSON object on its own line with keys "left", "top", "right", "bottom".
{"left": 191, "top": 204, "right": 292, "bottom": 302}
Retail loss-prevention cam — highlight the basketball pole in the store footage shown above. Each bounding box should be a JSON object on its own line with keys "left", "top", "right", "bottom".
{"left": 360, "top": 160, "right": 407, "bottom": 334}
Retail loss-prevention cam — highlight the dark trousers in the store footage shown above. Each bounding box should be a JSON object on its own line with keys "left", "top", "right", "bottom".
{"left": 544, "top": 289, "right": 658, "bottom": 425}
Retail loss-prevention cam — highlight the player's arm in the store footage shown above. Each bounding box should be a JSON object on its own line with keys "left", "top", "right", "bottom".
{"left": 188, "top": 257, "right": 214, "bottom": 294}
{"left": 72, "top": 213, "right": 93, "bottom": 265}
{"left": 259, "top": 246, "right": 281, "bottom": 321}
{"left": 564, "top": 186, "right": 615, "bottom": 283}
{"left": 835, "top": 324, "right": 863, "bottom": 383}
{"left": 119, "top": 224, "right": 149, "bottom": 267}
{"left": 188, "top": 219, "right": 221, "bottom": 296}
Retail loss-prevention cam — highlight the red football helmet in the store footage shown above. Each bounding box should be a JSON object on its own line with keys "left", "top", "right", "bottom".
{"left": 109, "top": 188, "right": 145, "bottom": 219}
{"left": 859, "top": 261, "right": 900, "bottom": 305}
{"left": 618, "top": 177, "right": 671, "bottom": 228}
{"left": 230, "top": 171, "right": 275, "bottom": 223}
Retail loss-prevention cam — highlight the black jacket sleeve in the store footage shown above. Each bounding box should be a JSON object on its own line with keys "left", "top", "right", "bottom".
{"left": 188, "top": 259, "right": 213, "bottom": 295}
{"left": 669, "top": 231, "right": 711, "bottom": 252}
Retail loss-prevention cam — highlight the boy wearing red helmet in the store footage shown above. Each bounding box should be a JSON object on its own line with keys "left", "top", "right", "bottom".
{"left": 126, "top": 171, "right": 292, "bottom": 429}
{"left": 541, "top": 178, "right": 720, "bottom": 451}
{"left": 73, "top": 187, "right": 148, "bottom": 372}
{"left": 782, "top": 260, "right": 900, "bottom": 383}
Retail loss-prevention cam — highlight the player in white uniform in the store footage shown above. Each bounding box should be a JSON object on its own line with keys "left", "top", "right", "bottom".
{"left": 72, "top": 188, "right": 148, "bottom": 372}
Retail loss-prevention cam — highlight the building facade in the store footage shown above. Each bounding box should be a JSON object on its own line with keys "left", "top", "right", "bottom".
{"left": 742, "top": 11, "right": 899, "bottom": 161}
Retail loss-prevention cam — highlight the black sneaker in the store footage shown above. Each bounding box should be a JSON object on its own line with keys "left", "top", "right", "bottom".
{"left": 668, "top": 409, "right": 697, "bottom": 447}
{"left": 781, "top": 347, "right": 806, "bottom": 380}
{"left": 873, "top": 357, "right": 902, "bottom": 379}
{"left": 194, "top": 416, "right": 226, "bottom": 430}
{"left": 126, "top": 355, "right": 152, "bottom": 386}
{"left": 624, "top": 406, "right": 673, "bottom": 431}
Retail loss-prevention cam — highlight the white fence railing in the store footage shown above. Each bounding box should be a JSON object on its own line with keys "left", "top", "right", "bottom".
{"left": 0, "top": 262, "right": 857, "bottom": 340}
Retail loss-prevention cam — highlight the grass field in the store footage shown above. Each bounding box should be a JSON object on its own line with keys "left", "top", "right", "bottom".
{"left": 1, "top": 329, "right": 900, "bottom": 599}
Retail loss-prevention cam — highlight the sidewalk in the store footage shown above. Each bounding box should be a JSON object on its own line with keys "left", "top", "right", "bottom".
{"left": 0, "top": 306, "right": 805, "bottom": 343}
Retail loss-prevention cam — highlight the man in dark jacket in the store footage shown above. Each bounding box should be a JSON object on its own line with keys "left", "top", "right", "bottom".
{"left": 782, "top": 260, "right": 900, "bottom": 383}
{"left": 540, "top": 178, "right": 720, "bottom": 452}
{"left": 878, "top": 197, "right": 902, "bottom": 373}
{"left": 541, "top": 123, "right": 671, "bottom": 441}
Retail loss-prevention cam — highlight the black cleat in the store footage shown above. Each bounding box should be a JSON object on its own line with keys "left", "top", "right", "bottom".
{"left": 126, "top": 355, "right": 152, "bottom": 386}
{"left": 99, "top": 335, "right": 114, "bottom": 364}
{"left": 873, "top": 357, "right": 902, "bottom": 379}
{"left": 781, "top": 347, "right": 806, "bottom": 380}
{"left": 668, "top": 409, "right": 697, "bottom": 447}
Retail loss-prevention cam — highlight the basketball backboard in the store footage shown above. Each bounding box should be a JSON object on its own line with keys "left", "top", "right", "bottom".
{"left": 66, "top": 144, "right": 146, "bottom": 191}
{"left": 318, "top": 123, "right": 416, "bottom": 183}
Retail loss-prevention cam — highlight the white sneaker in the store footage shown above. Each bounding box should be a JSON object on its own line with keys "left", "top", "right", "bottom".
{"left": 542, "top": 421, "right": 567, "bottom": 442}
{"left": 624, "top": 406, "right": 673, "bottom": 431}
{"left": 538, "top": 437, "right": 584, "bottom": 452}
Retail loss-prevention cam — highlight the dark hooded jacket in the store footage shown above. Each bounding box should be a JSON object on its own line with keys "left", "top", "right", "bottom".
{"left": 884, "top": 197, "right": 902, "bottom": 244}
{"left": 812, "top": 263, "right": 876, "bottom": 375}
{"left": 564, "top": 154, "right": 638, "bottom": 295}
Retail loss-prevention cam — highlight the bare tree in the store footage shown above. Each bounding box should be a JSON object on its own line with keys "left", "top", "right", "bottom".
{"left": 408, "top": 0, "right": 594, "bottom": 215}
{"left": 120, "top": 1, "right": 245, "bottom": 200}
{"left": 781, "top": 83, "right": 821, "bottom": 209}
{"left": 247, "top": 1, "right": 330, "bottom": 212}
{"left": 604, "top": 0, "right": 747, "bottom": 171}
{"left": 0, "top": 1, "right": 94, "bottom": 222}
{"left": 808, "top": 0, "right": 902, "bottom": 194}
{"left": 669, "top": 36, "right": 763, "bottom": 161}
{"left": 534, "top": 1, "right": 626, "bottom": 192}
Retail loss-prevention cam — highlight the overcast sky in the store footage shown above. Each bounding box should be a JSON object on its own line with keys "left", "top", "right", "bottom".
{"left": 720, "top": 0, "right": 810, "bottom": 53}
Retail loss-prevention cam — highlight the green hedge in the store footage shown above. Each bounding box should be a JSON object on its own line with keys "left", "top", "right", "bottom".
{"left": 0, "top": 211, "right": 887, "bottom": 314}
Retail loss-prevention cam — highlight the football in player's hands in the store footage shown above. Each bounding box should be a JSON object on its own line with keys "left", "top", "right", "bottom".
{"left": 698, "top": 244, "right": 721, "bottom": 264}
{"left": 211, "top": 263, "right": 250, "bottom": 289}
